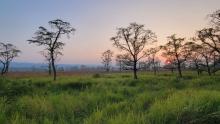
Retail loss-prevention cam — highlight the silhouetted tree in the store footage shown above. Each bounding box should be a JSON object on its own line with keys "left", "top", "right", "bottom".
{"left": 186, "top": 36, "right": 220, "bottom": 75}
{"left": 115, "top": 54, "right": 124, "bottom": 71}
{"left": 189, "top": 10, "right": 220, "bottom": 75}
{"left": 138, "top": 61, "right": 148, "bottom": 71}
{"left": 111, "top": 23, "right": 156, "bottom": 79}
{"left": 212, "top": 51, "right": 219, "bottom": 74}
{"left": 40, "top": 50, "right": 62, "bottom": 75}
{"left": 0, "top": 42, "right": 20, "bottom": 75}
{"left": 101, "top": 50, "right": 113, "bottom": 72}
{"left": 146, "top": 57, "right": 161, "bottom": 75}
{"left": 28, "top": 19, "right": 75, "bottom": 80}
{"left": 184, "top": 41, "right": 202, "bottom": 75}
{"left": 116, "top": 53, "right": 134, "bottom": 70}
{"left": 161, "top": 34, "right": 188, "bottom": 77}
{"left": 197, "top": 44, "right": 214, "bottom": 76}
{"left": 144, "top": 47, "right": 160, "bottom": 75}
{"left": 197, "top": 28, "right": 220, "bottom": 54}
{"left": 163, "top": 58, "right": 175, "bottom": 74}
{"left": 209, "top": 9, "right": 220, "bottom": 27}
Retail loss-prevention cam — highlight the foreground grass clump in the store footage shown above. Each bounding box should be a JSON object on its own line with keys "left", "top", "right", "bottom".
{"left": 0, "top": 72, "right": 219, "bottom": 124}
{"left": 16, "top": 93, "right": 100, "bottom": 123}
{"left": 148, "top": 90, "right": 220, "bottom": 124}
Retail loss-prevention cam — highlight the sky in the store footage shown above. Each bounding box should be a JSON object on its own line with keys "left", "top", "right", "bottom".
{"left": 0, "top": 0, "right": 219, "bottom": 65}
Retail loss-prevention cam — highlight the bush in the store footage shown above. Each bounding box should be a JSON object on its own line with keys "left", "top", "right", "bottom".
{"left": 93, "top": 73, "right": 101, "bottom": 78}
{"left": 0, "top": 80, "right": 33, "bottom": 102}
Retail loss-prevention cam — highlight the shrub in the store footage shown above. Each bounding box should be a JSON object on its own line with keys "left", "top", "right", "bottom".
{"left": 93, "top": 73, "right": 101, "bottom": 78}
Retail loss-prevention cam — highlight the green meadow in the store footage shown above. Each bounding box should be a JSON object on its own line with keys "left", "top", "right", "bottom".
{"left": 0, "top": 72, "right": 220, "bottom": 124}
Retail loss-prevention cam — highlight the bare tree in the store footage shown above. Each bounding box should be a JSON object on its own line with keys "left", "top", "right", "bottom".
{"left": 115, "top": 54, "right": 124, "bottom": 71}
{"left": 111, "top": 22, "right": 156, "bottom": 79}
{"left": 163, "top": 59, "right": 176, "bottom": 74}
{"left": 146, "top": 57, "right": 161, "bottom": 75}
{"left": 101, "top": 50, "right": 113, "bottom": 72}
{"left": 212, "top": 51, "right": 219, "bottom": 74}
{"left": 197, "top": 44, "right": 214, "bottom": 76}
{"left": 197, "top": 28, "right": 220, "bottom": 54}
{"left": 0, "top": 42, "right": 21, "bottom": 75}
{"left": 184, "top": 41, "right": 202, "bottom": 75}
{"left": 144, "top": 47, "right": 160, "bottom": 75}
{"left": 186, "top": 37, "right": 220, "bottom": 75}
{"left": 138, "top": 61, "right": 148, "bottom": 71}
{"left": 28, "top": 19, "right": 75, "bottom": 80}
{"left": 209, "top": 9, "right": 220, "bottom": 27}
{"left": 161, "top": 34, "right": 188, "bottom": 77}
{"left": 116, "top": 53, "right": 134, "bottom": 70}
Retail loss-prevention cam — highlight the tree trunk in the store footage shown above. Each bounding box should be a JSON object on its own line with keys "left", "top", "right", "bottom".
{"left": 205, "top": 59, "right": 211, "bottom": 76}
{"left": 153, "top": 67, "right": 156, "bottom": 75}
{"left": 50, "top": 30, "right": 61, "bottom": 81}
{"left": 133, "top": 60, "right": 138, "bottom": 79}
{"left": 171, "top": 68, "right": 174, "bottom": 74}
{"left": 213, "top": 55, "right": 216, "bottom": 75}
{"left": 48, "top": 62, "right": 52, "bottom": 75}
{"left": 106, "top": 67, "right": 109, "bottom": 72}
{"left": 119, "top": 62, "right": 122, "bottom": 72}
{"left": 207, "top": 66, "right": 211, "bottom": 76}
{"left": 195, "top": 63, "right": 200, "bottom": 76}
{"left": 177, "top": 60, "right": 182, "bottom": 77}
{"left": 1, "top": 63, "right": 6, "bottom": 75}
{"left": 51, "top": 54, "right": 57, "bottom": 81}
{"left": 153, "top": 59, "right": 156, "bottom": 75}
{"left": 4, "top": 61, "right": 10, "bottom": 74}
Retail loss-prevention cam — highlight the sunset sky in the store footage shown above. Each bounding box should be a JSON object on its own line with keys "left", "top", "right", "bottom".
{"left": 0, "top": 0, "right": 219, "bottom": 65}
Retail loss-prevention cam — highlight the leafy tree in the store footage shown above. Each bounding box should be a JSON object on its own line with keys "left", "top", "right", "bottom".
{"left": 111, "top": 22, "right": 156, "bottom": 79}
{"left": 101, "top": 50, "right": 113, "bottom": 72}
{"left": 0, "top": 42, "right": 20, "bottom": 75}
{"left": 28, "top": 19, "right": 75, "bottom": 80}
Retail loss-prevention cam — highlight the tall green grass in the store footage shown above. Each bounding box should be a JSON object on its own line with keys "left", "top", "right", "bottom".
{"left": 0, "top": 72, "right": 219, "bottom": 123}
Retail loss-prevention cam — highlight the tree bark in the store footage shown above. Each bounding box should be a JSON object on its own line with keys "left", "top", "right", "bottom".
{"left": 48, "top": 62, "right": 52, "bottom": 75}
{"left": 171, "top": 68, "right": 174, "bottom": 74}
{"left": 213, "top": 54, "right": 216, "bottom": 75}
{"left": 119, "top": 61, "right": 122, "bottom": 72}
{"left": 195, "top": 62, "right": 200, "bottom": 76}
{"left": 4, "top": 61, "right": 10, "bottom": 74}
{"left": 177, "top": 59, "right": 182, "bottom": 77}
{"left": 205, "top": 58, "right": 211, "bottom": 76}
{"left": 133, "top": 60, "right": 138, "bottom": 79}
{"left": 51, "top": 53, "right": 57, "bottom": 81}
{"left": 153, "top": 58, "right": 156, "bottom": 75}
{"left": 1, "top": 63, "right": 6, "bottom": 75}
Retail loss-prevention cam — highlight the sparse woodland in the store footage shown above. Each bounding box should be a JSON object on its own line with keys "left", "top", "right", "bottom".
{"left": 0, "top": 10, "right": 220, "bottom": 124}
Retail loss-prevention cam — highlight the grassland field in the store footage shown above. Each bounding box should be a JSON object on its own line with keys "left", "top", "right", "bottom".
{"left": 0, "top": 71, "right": 220, "bottom": 124}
